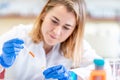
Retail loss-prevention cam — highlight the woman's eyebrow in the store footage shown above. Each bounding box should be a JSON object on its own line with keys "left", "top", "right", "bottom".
{"left": 65, "top": 24, "right": 72, "bottom": 27}
{"left": 52, "top": 16, "right": 59, "bottom": 21}
{"left": 52, "top": 16, "right": 73, "bottom": 27}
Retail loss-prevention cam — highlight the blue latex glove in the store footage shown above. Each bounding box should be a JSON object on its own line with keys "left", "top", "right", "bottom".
{"left": 43, "top": 65, "right": 77, "bottom": 80}
{"left": 0, "top": 38, "right": 24, "bottom": 68}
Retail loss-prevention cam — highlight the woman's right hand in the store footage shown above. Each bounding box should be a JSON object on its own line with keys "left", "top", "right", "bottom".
{"left": 0, "top": 38, "right": 24, "bottom": 68}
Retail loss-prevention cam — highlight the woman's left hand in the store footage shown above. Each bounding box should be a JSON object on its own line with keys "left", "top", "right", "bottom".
{"left": 43, "top": 65, "right": 77, "bottom": 80}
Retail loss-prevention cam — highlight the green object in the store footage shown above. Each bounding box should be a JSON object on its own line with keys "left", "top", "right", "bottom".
{"left": 94, "top": 59, "right": 105, "bottom": 67}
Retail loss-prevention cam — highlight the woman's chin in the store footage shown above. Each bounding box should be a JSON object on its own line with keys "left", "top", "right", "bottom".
{"left": 46, "top": 41, "right": 57, "bottom": 46}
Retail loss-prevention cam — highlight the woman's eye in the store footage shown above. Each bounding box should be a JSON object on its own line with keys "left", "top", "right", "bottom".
{"left": 63, "top": 26, "right": 70, "bottom": 30}
{"left": 51, "top": 19, "right": 58, "bottom": 24}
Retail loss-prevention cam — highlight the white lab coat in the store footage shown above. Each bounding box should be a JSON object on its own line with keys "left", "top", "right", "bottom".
{"left": 0, "top": 24, "right": 113, "bottom": 80}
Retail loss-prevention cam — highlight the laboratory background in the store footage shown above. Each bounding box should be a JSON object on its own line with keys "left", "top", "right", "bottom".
{"left": 0, "top": 0, "right": 120, "bottom": 80}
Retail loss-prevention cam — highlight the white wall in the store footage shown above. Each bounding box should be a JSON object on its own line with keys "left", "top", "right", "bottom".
{"left": 0, "top": 0, "right": 120, "bottom": 18}
{"left": 85, "top": 0, "right": 120, "bottom": 18}
{"left": 0, "top": 0, "right": 46, "bottom": 16}
{"left": 84, "top": 22, "right": 120, "bottom": 58}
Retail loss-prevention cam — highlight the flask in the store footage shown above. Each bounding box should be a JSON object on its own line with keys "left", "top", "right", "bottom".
{"left": 90, "top": 59, "right": 106, "bottom": 80}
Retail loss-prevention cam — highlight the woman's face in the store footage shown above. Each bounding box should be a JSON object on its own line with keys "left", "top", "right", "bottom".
{"left": 41, "top": 5, "right": 76, "bottom": 46}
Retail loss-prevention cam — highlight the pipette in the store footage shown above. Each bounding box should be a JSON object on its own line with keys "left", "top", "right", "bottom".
{"left": 24, "top": 45, "right": 46, "bottom": 80}
{"left": 24, "top": 46, "right": 35, "bottom": 58}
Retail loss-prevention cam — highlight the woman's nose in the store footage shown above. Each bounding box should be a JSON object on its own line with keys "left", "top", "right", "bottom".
{"left": 53, "top": 26, "right": 61, "bottom": 35}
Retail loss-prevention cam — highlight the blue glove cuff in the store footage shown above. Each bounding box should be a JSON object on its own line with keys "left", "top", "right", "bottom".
{"left": 0, "top": 55, "right": 16, "bottom": 68}
{"left": 69, "top": 71, "right": 77, "bottom": 80}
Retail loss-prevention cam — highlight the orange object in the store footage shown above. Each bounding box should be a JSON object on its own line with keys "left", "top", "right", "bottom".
{"left": 29, "top": 51, "right": 35, "bottom": 58}
{"left": 90, "top": 70, "right": 106, "bottom": 80}
{"left": 90, "top": 59, "right": 106, "bottom": 80}
{"left": 24, "top": 46, "right": 35, "bottom": 58}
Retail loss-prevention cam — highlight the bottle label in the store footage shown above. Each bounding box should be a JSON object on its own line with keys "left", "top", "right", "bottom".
{"left": 94, "top": 76, "right": 102, "bottom": 80}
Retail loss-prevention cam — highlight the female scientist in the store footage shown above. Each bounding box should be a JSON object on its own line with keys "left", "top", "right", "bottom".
{"left": 0, "top": 0, "right": 112, "bottom": 80}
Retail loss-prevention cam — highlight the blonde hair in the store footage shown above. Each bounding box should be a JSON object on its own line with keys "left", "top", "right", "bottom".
{"left": 30, "top": 0, "right": 86, "bottom": 68}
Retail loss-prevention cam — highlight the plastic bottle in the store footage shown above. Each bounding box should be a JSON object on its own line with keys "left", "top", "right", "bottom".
{"left": 90, "top": 59, "right": 106, "bottom": 80}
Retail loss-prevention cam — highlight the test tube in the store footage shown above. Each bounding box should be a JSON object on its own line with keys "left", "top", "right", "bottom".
{"left": 24, "top": 46, "right": 35, "bottom": 58}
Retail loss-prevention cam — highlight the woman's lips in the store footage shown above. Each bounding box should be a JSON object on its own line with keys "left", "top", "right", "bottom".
{"left": 49, "top": 34, "right": 57, "bottom": 39}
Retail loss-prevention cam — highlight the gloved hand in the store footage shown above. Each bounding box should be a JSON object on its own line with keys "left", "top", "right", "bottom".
{"left": 43, "top": 65, "right": 77, "bottom": 80}
{"left": 0, "top": 38, "right": 24, "bottom": 68}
